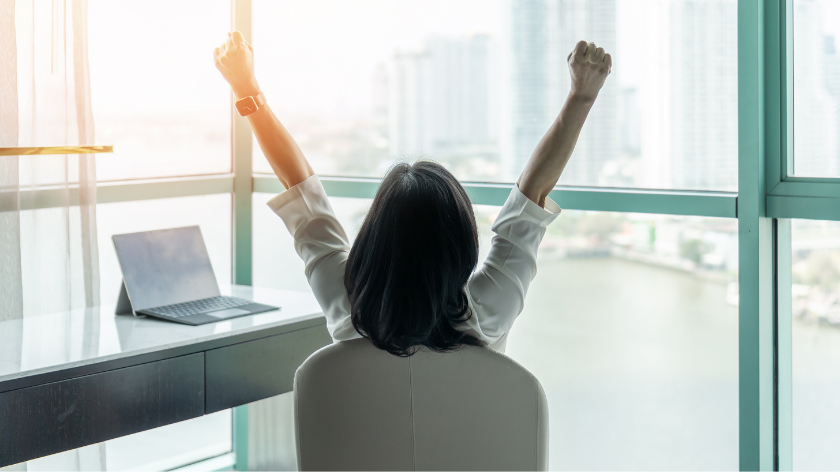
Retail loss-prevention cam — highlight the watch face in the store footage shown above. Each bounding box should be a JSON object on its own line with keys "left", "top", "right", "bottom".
{"left": 236, "top": 96, "right": 257, "bottom": 116}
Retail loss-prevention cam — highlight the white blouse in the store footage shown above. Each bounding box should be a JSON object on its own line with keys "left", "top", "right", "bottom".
{"left": 267, "top": 174, "right": 561, "bottom": 353}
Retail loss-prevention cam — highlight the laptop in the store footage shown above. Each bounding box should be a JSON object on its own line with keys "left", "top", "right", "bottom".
{"left": 113, "top": 226, "right": 279, "bottom": 325}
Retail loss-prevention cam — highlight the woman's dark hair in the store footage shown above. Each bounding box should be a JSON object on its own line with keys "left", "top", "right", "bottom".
{"left": 345, "top": 160, "right": 485, "bottom": 356}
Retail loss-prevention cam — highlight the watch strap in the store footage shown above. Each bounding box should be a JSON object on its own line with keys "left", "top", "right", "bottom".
{"left": 253, "top": 91, "right": 266, "bottom": 108}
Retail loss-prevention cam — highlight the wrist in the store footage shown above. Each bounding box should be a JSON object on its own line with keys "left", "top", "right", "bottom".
{"left": 232, "top": 81, "right": 261, "bottom": 100}
{"left": 568, "top": 90, "right": 597, "bottom": 106}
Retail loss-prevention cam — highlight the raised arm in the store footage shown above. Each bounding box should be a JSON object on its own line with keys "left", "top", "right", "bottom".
{"left": 214, "top": 31, "right": 313, "bottom": 189}
{"left": 517, "top": 40, "right": 612, "bottom": 207}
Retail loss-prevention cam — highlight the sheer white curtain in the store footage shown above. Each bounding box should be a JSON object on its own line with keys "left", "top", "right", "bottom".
{"left": 248, "top": 393, "right": 298, "bottom": 470}
{"left": 0, "top": 0, "right": 103, "bottom": 469}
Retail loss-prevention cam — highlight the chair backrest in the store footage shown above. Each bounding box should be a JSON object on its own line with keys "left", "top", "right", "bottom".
{"left": 294, "top": 338, "right": 548, "bottom": 471}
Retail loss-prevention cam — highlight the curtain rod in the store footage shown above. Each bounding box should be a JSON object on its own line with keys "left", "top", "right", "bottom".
{"left": 0, "top": 146, "right": 113, "bottom": 156}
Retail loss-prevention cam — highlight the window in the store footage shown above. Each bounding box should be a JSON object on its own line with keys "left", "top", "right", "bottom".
{"left": 791, "top": 0, "right": 840, "bottom": 177}
{"left": 18, "top": 0, "right": 833, "bottom": 468}
{"left": 103, "top": 412, "right": 231, "bottom": 471}
{"left": 791, "top": 219, "right": 840, "bottom": 470}
{"left": 253, "top": 195, "right": 371, "bottom": 291}
{"left": 489, "top": 208, "right": 739, "bottom": 469}
{"left": 95, "top": 194, "right": 233, "bottom": 470}
{"left": 254, "top": 195, "right": 740, "bottom": 469}
{"left": 88, "top": 0, "right": 232, "bottom": 181}
{"left": 251, "top": 0, "right": 738, "bottom": 190}
{"left": 97, "top": 194, "right": 232, "bottom": 305}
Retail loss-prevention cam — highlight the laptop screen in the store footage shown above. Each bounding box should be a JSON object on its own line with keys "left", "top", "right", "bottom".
{"left": 113, "top": 226, "right": 221, "bottom": 311}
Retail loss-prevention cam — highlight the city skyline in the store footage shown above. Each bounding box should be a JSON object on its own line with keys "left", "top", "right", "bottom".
{"left": 506, "top": 0, "right": 619, "bottom": 185}
{"left": 366, "top": 0, "right": 840, "bottom": 189}
{"left": 375, "top": 0, "right": 744, "bottom": 189}
{"left": 88, "top": 0, "right": 840, "bottom": 189}
{"left": 794, "top": 0, "right": 840, "bottom": 177}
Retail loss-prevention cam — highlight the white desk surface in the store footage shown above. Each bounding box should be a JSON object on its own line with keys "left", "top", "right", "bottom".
{"left": 0, "top": 285, "right": 323, "bottom": 387}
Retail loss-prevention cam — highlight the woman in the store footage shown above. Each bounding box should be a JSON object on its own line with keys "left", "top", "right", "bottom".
{"left": 214, "top": 32, "right": 611, "bottom": 356}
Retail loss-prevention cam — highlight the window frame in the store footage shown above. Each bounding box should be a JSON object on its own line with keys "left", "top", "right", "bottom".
{"left": 9, "top": 0, "right": 834, "bottom": 469}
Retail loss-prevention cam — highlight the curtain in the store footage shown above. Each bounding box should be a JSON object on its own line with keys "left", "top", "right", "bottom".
{"left": 249, "top": 392, "right": 298, "bottom": 471}
{"left": 0, "top": 0, "right": 103, "bottom": 469}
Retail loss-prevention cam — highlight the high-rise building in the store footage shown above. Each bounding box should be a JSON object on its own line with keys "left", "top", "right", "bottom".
{"left": 386, "top": 36, "right": 500, "bottom": 170}
{"left": 792, "top": 0, "right": 840, "bottom": 177}
{"left": 426, "top": 35, "right": 499, "bottom": 152}
{"left": 388, "top": 52, "right": 432, "bottom": 157}
{"left": 508, "top": 0, "right": 742, "bottom": 190}
{"left": 823, "top": 35, "right": 840, "bottom": 175}
{"left": 505, "top": 0, "right": 618, "bottom": 184}
{"left": 630, "top": 0, "right": 739, "bottom": 190}
{"left": 618, "top": 87, "right": 641, "bottom": 158}
{"left": 372, "top": 64, "right": 390, "bottom": 143}
{"left": 667, "top": 0, "right": 739, "bottom": 190}
{"left": 827, "top": 36, "right": 840, "bottom": 98}
{"left": 506, "top": 0, "right": 553, "bottom": 179}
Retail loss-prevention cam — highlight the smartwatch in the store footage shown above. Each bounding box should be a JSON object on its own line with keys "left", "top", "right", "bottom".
{"left": 235, "top": 92, "right": 266, "bottom": 117}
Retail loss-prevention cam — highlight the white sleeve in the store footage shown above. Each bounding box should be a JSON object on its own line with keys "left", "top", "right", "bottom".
{"left": 266, "top": 175, "right": 360, "bottom": 342}
{"left": 460, "top": 185, "right": 561, "bottom": 352}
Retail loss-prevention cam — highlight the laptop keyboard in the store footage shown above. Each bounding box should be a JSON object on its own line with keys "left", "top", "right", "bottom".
{"left": 145, "top": 296, "right": 252, "bottom": 318}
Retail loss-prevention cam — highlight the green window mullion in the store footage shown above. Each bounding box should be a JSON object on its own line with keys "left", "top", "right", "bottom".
{"left": 738, "top": 0, "right": 776, "bottom": 469}
{"left": 767, "top": 194, "right": 840, "bottom": 221}
{"left": 766, "top": 0, "right": 797, "bottom": 465}
{"left": 232, "top": 0, "right": 253, "bottom": 287}
{"left": 544, "top": 187, "right": 736, "bottom": 218}
{"left": 769, "top": 179, "right": 840, "bottom": 198}
{"left": 765, "top": 0, "right": 793, "bottom": 192}
{"left": 232, "top": 0, "right": 253, "bottom": 471}
{"left": 252, "top": 175, "right": 738, "bottom": 218}
{"left": 233, "top": 404, "right": 249, "bottom": 471}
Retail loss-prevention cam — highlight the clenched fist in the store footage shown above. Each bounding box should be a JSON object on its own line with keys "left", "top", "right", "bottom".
{"left": 214, "top": 31, "right": 260, "bottom": 99}
{"left": 567, "top": 41, "right": 611, "bottom": 101}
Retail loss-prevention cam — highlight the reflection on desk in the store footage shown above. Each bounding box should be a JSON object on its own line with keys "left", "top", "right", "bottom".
{"left": 0, "top": 285, "right": 322, "bottom": 390}
{"left": 0, "top": 285, "right": 328, "bottom": 467}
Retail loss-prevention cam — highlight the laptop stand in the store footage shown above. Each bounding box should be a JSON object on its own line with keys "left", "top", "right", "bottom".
{"left": 115, "top": 280, "right": 143, "bottom": 316}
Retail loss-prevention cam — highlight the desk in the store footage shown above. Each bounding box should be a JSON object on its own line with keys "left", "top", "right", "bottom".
{"left": 0, "top": 285, "right": 330, "bottom": 466}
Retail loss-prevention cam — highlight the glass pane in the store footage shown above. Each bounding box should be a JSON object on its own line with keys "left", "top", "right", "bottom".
{"left": 25, "top": 412, "right": 232, "bottom": 471}
{"left": 792, "top": 0, "right": 840, "bottom": 177}
{"left": 17, "top": 196, "right": 234, "bottom": 469}
{"left": 791, "top": 219, "right": 840, "bottom": 470}
{"left": 254, "top": 192, "right": 739, "bottom": 468}
{"left": 252, "top": 0, "right": 737, "bottom": 191}
{"left": 95, "top": 194, "right": 232, "bottom": 470}
{"left": 97, "top": 194, "right": 232, "bottom": 306}
{"left": 104, "top": 412, "right": 231, "bottom": 471}
{"left": 253, "top": 194, "right": 372, "bottom": 290}
{"left": 485, "top": 208, "right": 739, "bottom": 469}
{"left": 89, "top": 0, "right": 232, "bottom": 181}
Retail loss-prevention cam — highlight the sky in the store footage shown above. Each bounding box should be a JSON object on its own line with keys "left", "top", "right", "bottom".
{"left": 88, "top": 0, "right": 231, "bottom": 114}
{"left": 87, "top": 0, "right": 840, "bottom": 119}
{"left": 87, "top": 0, "right": 645, "bottom": 119}
{"left": 252, "top": 0, "right": 506, "bottom": 118}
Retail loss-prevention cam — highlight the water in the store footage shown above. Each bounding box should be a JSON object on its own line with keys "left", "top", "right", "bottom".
{"left": 501, "top": 256, "right": 840, "bottom": 470}
{"left": 506, "top": 258, "right": 739, "bottom": 470}
{"left": 792, "top": 314, "right": 840, "bottom": 470}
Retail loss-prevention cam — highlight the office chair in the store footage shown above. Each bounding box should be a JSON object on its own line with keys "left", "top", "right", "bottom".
{"left": 294, "top": 338, "right": 549, "bottom": 471}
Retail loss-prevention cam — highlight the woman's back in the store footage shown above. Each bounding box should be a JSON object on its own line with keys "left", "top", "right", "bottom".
{"left": 266, "top": 165, "right": 560, "bottom": 355}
